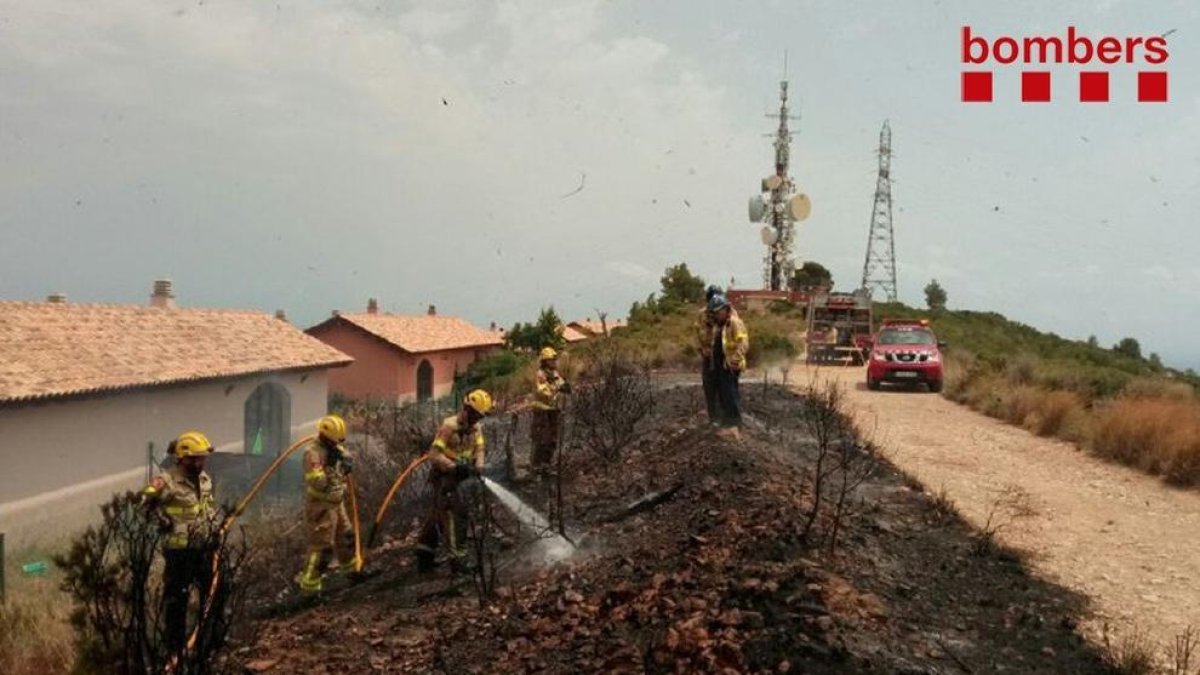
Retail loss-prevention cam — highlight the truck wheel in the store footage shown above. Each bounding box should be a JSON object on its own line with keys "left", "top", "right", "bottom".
{"left": 867, "top": 377, "right": 881, "bottom": 391}
{"left": 929, "top": 380, "right": 944, "bottom": 393}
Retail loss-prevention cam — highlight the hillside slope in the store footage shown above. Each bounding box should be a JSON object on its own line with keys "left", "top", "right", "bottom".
{"left": 874, "top": 302, "right": 1200, "bottom": 485}
{"left": 237, "top": 384, "right": 1109, "bottom": 674}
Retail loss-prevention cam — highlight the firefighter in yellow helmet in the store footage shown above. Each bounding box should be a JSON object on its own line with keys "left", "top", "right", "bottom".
{"left": 140, "top": 430, "right": 217, "bottom": 651}
{"left": 415, "top": 389, "right": 492, "bottom": 573}
{"left": 529, "top": 346, "right": 571, "bottom": 474}
{"left": 297, "top": 414, "right": 355, "bottom": 594}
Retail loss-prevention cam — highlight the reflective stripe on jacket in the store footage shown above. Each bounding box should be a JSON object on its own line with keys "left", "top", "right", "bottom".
{"left": 143, "top": 465, "right": 215, "bottom": 549}
{"left": 303, "top": 440, "right": 349, "bottom": 505}
{"left": 532, "top": 367, "right": 566, "bottom": 410}
{"left": 428, "top": 414, "right": 485, "bottom": 472}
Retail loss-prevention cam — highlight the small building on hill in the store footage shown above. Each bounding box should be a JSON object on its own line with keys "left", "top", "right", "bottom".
{"left": 562, "top": 324, "right": 589, "bottom": 344}
{"left": 565, "top": 318, "right": 626, "bottom": 339}
{"left": 725, "top": 289, "right": 814, "bottom": 313}
{"left": 0, "top": 281, "right": 352, "bottom": 546}
{"left": 306, "top": 300, "right": 502, "bottom": 403}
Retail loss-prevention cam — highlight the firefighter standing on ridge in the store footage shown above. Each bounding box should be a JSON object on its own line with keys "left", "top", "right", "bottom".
{"left": 298, "top": 414, "right": 355, "bottom": 594}
{"left": 530, "top": 346, "right": 570, "bottom": 475}
{"left": 415, "top": 389, "right": 493, "bottom": 573}
{"left": 696, "top": 285, "right": 722, "bottom": 425}
{"left": 708, "top": 293, "right": 750, "bottom": 439}
{"left": 141, "top": 430, "right": 218, "bottom": 651}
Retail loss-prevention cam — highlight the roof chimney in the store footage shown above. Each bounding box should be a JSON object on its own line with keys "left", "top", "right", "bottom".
{"left": 332, "top": 309, "right": 341, "bottom": 317}
{"left": 427, "top": 304, "right": 437, "bottom": 316}
{"left": 150, "top": 279, "right": 176, "bottom": 309}
{"left": 367, "top": 297, "right": 379, "bottom": 315}
{"left": 274, "top": 309, "right": 288, "bottom": 322}
{"left": 46, "top": 292, "right": 67, "bottom": 304}
{"left": 489, "top": 321, "right": 497, "bottom": 331}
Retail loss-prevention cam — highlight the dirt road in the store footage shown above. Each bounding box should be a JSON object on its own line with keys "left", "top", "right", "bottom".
{"left": 793, "top": 364, "right": 1200, "bottom": 650}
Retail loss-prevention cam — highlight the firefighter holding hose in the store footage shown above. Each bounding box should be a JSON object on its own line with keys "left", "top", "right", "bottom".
{"left": 297, "top": 414, "right": 355, "bottom": 594}
{"left": 141, "top": 430, "right": 218, "bottom": 651}
{"left": 415, "top": 389, "right": 493, "bottom": 573}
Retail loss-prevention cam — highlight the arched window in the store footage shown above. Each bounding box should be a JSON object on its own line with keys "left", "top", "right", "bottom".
{"left": 244, "top": 381, "right": 291, "bottom": 457}
{"left": 417, "top": 359, "right": 434, "bottom": 402}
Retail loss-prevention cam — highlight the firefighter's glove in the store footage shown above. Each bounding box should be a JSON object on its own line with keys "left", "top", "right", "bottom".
{"left": 155, "top": 512, "right": 173, "bottom": 534}
{"left": 559, "top": 381, "right": 572, "bottom": 394}
{"left": 453, "top": 463, "right": 472, "bottom": 481}
{"left": 338, "top": 453, "right": 353, "bottom": 474}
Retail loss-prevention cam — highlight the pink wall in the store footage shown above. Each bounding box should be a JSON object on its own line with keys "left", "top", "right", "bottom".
{"left": 309, "top": 324, "right": 402, "bottom": 400}
{"left": 396, "top": 346, "right": 496, "bottom": 400}
{"left": 311, "top": 324, "right": 498, "bottom": 402}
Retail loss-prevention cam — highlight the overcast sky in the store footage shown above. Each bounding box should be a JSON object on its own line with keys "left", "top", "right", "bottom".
{"left": 2, "top": 0, "right": 1197, "bottom": 368}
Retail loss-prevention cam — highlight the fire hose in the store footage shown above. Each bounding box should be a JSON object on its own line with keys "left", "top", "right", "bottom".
{"left": 365, "top": 455, "right": 429, "bottom": 549}
{"left": 166, "top": 433, "right": 366, "bottom": 672}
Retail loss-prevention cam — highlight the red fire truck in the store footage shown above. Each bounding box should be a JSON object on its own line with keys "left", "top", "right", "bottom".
{"left": 804, "top": 290, "right": 873, "bottom": 365}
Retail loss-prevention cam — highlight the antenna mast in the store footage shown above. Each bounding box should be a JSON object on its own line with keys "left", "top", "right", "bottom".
{"left": 860, "top": 121, "right": 898, "bottom": 301}
{"left": 763, "top": 79, "right": 801, "bottom": 290}
{"left": 747, "top": 68, "right": 811, "bottom": 291}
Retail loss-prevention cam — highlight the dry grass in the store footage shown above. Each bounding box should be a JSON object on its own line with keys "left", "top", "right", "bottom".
{"left": 0, "top": 563, "right": 75, "bottom": 675}
{"left": 1101, "top": 623, "right": 1157, "bottom": 675}
{"left": 1120, "top": 377, "right": 1197, "bottom": 403}
{"left": 949, "top": 357, "right": 1200, "bottom": 485}
{"left": 1090, "top": 397, "right": 1200, "bottom": 485}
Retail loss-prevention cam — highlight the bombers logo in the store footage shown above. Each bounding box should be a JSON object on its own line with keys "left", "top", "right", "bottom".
{"left": 961, "top": 26, "right": 1169, "bottom": 103}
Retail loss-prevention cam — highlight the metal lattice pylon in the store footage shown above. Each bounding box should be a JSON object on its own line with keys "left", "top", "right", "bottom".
{"left": 860, "top": 120, "right": 897, "bottom": 302}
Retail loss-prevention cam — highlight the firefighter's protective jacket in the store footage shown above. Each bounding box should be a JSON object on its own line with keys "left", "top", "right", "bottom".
{"left": 427, "top": 415, "right": 485, "bottom": 472}
{"left": 142, "top": 465, "right": 216, "bottom": 549}
{"left": 303, "top": 439, "right": 350, "bottom": 505}
{"left": 533, "top": 367, "right": 567, "bottom": 411}
{"left": 716, "top": 311, "right": 750, "bottom": 371}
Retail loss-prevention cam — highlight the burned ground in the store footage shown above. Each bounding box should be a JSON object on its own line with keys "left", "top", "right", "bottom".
{"left": 232, "top": 383, "right": 1110, "bottom": 674}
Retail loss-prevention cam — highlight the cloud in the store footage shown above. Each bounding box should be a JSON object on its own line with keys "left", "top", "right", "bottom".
{"left": 0, "top": 0, "right": 753, "bottom": 328}
{"left": 605, "top": 260, "right": 655, "bottom": 281}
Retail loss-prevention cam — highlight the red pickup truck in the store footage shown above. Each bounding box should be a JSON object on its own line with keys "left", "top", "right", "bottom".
{"left": 866, "top": 319, "right": 945, "bottom": 393}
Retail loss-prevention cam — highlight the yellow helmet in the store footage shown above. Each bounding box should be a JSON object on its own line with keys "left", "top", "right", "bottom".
{"left": 172, "top": 431, "right": 213, "bottom": 458}
{"left": 464, "top": 389, "right": 494, "bottom": 416}
{"left": 539, "top": 346, "right": 558, "bottom": 361}
{"left": 317, "top": 414, "right": 347, "bottom": 443}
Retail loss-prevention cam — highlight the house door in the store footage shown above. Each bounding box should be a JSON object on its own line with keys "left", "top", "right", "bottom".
{"left": 244, "top": 381, "right": 292, "bottom": 457}
{"left": 417, "top": 359, "right": 434, "bottom": 402}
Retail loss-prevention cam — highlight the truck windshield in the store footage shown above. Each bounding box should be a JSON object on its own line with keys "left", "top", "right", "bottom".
{"left": 877, "top": 330, "right": 935, "bottom": 345}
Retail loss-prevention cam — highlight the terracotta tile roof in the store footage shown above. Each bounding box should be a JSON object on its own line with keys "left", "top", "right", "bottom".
{"left": 562, "top": 325, "right": 589, "bottom": 343}
{"left": 313, "top": 313, "right": 503, "bottom": 354}
{"left": 0, "top": 302, "right": 352, "bottom": 404}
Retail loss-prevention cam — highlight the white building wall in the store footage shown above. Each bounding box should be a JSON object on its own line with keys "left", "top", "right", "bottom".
{"left": 0, "top": 369, "right": 329, "bottom": 549}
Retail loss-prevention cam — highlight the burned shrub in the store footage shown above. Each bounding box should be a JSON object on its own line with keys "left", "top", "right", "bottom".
{"left": 570, "top": 345, "right": 655, "bottom": 462}
{"left": 53, "top": 493, "right": 250, "bottom": 675}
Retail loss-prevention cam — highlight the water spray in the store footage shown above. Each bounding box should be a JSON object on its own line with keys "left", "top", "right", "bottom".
{"left": 481, "top": 477, "right": 575, "bottom": 563}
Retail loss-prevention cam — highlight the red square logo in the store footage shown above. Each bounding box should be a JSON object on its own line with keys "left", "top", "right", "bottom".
{"left": 1079, "top": 72, "right": 1109, "bottom": 102}
{"left": 1138, "top": 71, "right": 1168, "bottom": 102}
{"left": 961, "top": 71, "right": 992, "bottom": 102}
{"left": 1021, "top": 71, "right": 1051, "bottom": 102}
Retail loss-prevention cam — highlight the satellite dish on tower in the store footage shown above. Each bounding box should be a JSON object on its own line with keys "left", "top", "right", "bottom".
{"left": 748, "top": 195, "right": 767, "bottom": 222}
{"left": 760, "top": 226, "right": 778, "bottom": 246}
{"left": 789, "top": 193, "right": 812, "bottom": 221}
{"left": 762, "top": 175, "right": 784, "bottom": 192}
